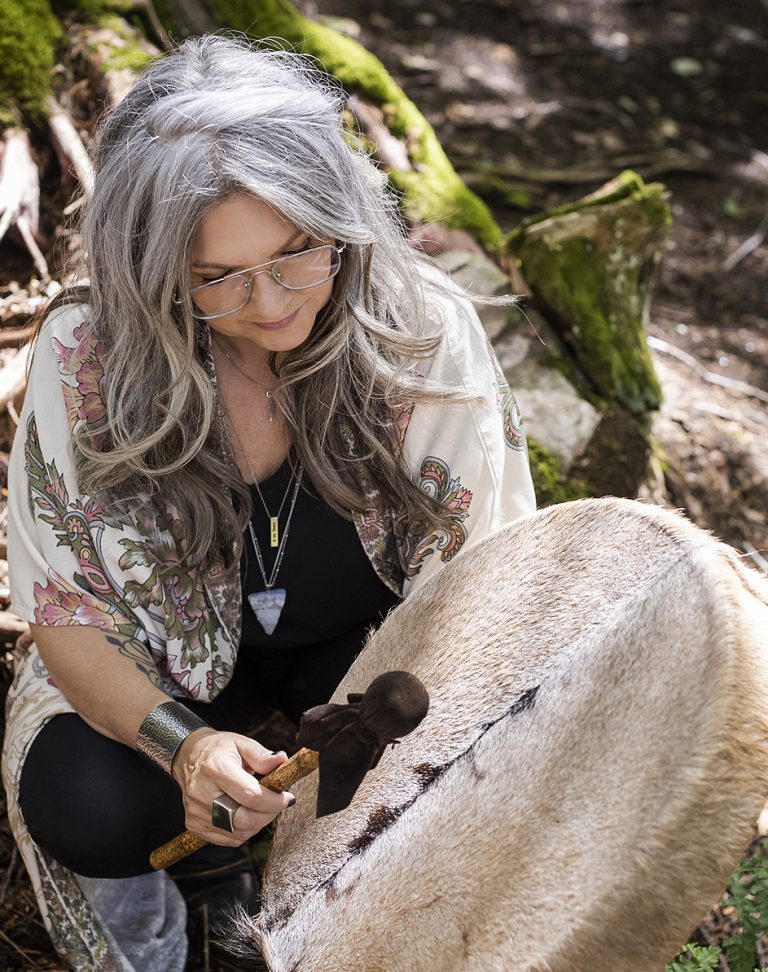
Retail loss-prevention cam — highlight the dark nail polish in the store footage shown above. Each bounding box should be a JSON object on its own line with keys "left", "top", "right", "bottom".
{"left": 287, "top": 796, "right": 296, "bottom": 807}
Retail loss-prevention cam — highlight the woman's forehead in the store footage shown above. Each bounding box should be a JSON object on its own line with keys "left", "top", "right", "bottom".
{"left": 191, "top": 193, "right": 302, "bottom": 266}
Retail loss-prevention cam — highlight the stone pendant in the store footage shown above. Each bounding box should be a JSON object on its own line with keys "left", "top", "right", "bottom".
{"left": 248, "top": 588, "right": 286, "bottom": 636}
{"left": 266, "top": 393, "right": 277, "bottom": 422}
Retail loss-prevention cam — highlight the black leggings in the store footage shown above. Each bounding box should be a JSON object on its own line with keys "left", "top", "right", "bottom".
{"left": 17, "top": 698, "right": 251, "bottom": 880}
{"left": 17, "top": 629, "right": 368, "bottom": 880}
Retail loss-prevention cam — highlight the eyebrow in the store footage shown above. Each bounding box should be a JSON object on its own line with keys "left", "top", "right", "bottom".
{"left": 192, "top": 229, "right": 307, "bottom": 270}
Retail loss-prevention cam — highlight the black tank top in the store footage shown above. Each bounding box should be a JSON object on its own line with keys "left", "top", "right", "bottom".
{"left": 219, "top": 458, "right": 401, "bottom": 724}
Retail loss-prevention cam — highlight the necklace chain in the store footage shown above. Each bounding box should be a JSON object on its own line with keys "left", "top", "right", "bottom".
{"left": 222, "top": 409, "right": 303, "bottom": 583}
{"left": 247, "top": 469, "right": 303, "bottom": 591}
{"left": 214, "top": 335, "right": 278, "bottom": 422}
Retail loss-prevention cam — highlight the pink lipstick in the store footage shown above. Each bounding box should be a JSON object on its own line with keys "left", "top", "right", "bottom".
{"left": 255, "top": 308, "right": 299, "bottom": 331}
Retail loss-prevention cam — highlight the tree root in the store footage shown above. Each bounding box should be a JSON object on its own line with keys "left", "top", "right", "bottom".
{"left": 47, "top": 96, "right": 94, "bottom": 197}
{"left": 0, "top": 129, "right": 48, "bottom": 280}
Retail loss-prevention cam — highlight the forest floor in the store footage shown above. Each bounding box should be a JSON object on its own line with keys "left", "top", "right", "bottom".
{"left": 1, "top": 0, "right": 767, "bottom": 968}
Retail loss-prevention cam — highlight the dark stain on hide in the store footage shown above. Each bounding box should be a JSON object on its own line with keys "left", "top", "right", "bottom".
{"left": 348, "top": 804, "right": 403, "bottom": 853}
{"left": 344, "top": 684, "right": 540, "bottom": 858}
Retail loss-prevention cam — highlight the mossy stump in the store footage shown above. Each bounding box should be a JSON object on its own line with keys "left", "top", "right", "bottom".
{"left": 505, "top": 170, "right": 670, "bottom": 417}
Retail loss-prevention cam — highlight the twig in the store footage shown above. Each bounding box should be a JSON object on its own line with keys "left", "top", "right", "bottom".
{"left": 0, "top": 326, "right": 34, "bottom": 350}
{"left": 742, "top": 543, "right": 768, "bottom": 576}
{"left": 347, "top": 95, "right": 412, "bottom": 171}
{"left": 692, "top": 401, "right": 768, "bottom": 433}
{"left": 0, "top": 925, "right": 43, "bottom": 967}
{"left": 0, "top": 342, "right": 30, "bottom": 411}
{"left": 648, "top": 336, "right": 768, "bottom": 404}
{"left": 0, "top": 846, "right": 18, "bottom": 906}
{"left": 722, "top": 208, "right": 768, "bottom": 271}
{"left": 46, "top": 97, "right": 95, "bottom": 197}
{"left": 0, "top": 129, "right": 48, "bottom": 280}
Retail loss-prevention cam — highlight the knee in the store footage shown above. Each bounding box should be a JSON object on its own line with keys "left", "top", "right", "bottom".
{"left": 18, "top": 714, "right": 184, "bottom": 878}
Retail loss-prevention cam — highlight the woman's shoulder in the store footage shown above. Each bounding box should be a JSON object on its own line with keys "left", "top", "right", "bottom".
{"left": 33, "top": 302, "right": 100, "bottom": 383}
{"left": 37, "top": 300, "right": 91, "bottom": 347}
{"left": 418, "top": 271, "right": 494, "bottom": 390}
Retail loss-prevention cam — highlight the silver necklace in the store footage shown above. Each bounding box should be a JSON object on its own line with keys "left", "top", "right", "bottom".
{"left": 214, "top": 336, "right": 278, "bottom": 422}
{"left": 224, "top": 416, "right": 303, "bottom": 635}
{"left": 245, "top": 467, "right": 303, "bottom": 635}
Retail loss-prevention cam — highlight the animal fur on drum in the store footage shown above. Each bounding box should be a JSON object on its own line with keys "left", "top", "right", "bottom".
{"left": 228, "top": 497, "right": 768, "bottom": 972}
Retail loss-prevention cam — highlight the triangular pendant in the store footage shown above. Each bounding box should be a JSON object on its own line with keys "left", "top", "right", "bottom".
{"left": 247, "top": 588, "right": 286, "bottom": 636}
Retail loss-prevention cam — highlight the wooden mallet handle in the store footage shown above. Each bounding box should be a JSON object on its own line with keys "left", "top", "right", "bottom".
{"left": 149, "top": 747, "right": 320, "bottom": 870}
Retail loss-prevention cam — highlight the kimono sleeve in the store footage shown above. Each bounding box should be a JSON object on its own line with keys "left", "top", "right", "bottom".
{"left": 400, "top": 291, "right": 537, "bottom": 597}
{"left": 7, "top": 307, "right": 136, "bottom": 634}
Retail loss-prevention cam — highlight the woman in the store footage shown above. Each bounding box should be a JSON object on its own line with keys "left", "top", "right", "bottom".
{"left": 1, "top": 34, "right": 536, "bottom": 971}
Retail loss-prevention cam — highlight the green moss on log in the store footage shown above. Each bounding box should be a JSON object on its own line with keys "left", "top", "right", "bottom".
{"left": 52, "top": 0, "right": 157, "bottom": 74}
{"left": 200, "top": 0, "right": 501, "bottom": 249}
{"left": 527, "top": 437, "right": 594, "bottom": 508}
{"left": 0, "top": 0, "right": 61, "bottom": 123}
{"left": 506, "top": 171, "right": 669, "bottom": 416}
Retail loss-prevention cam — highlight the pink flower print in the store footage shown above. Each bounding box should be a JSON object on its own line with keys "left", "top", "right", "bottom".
{"left": 74, "top": 356, "right": 108, "bottom": 426}
{"left": 33, "top": 576, "right": 118, "bottom": 629}
{"left": 448, "top": 486, "right": 473, "bottom": 512}
{"left": 53, "top": 323, "right": 108, "bottom": 430}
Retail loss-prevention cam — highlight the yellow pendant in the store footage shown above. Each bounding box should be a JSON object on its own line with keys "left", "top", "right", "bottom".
{"left": 270, "top": 516, "right": 279, "bottom": 548}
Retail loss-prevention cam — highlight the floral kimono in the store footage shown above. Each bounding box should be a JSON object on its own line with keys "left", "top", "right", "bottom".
{"left": 2, "top": 289, "right": 536, "bottom": 970}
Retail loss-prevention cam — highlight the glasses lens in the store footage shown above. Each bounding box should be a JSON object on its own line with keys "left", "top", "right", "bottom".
{"left": 273, "top": 245, "right": 341, "bottom": 290}
{"left": 191, "top": 245, "right": 342, "bottom": 318}
{"left": 192, "top": 275, "right": 250, "bottom": 318}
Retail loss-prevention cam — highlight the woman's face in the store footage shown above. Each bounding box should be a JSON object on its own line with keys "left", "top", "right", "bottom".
{"left": 190, "top": 192, "right": 335, "bottom": 357}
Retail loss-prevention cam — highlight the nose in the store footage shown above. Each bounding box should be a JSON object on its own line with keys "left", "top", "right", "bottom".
{"left": 246, "top": 268, "right": 293, "bottom": 321}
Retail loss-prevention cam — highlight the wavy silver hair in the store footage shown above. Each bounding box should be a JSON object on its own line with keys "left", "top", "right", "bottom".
{"left": 51, "top": 33, "right": 514, "bottom": 570}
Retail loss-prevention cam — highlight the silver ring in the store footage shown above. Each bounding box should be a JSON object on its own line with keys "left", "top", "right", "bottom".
{"left": 211, "top": 793, "right": 240, "bottom": 833}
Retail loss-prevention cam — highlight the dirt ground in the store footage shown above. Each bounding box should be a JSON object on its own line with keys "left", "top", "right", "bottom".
{"left": 0, "top": 0, "right": 767, "bottom": 968}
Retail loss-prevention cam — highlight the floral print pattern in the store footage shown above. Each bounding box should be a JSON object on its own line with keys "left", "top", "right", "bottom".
{"left": 52, "top": 321, "right": 109, "bottom": 434}
{"left": 398, "top": 457, "right": 473, "bottom": 578}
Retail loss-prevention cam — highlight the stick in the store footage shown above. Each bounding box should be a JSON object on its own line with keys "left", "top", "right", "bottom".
{"left": 648, "top": 335, "right": 768, "bottom": 404}
{"left": 47, "top": 97, "right": 95, "bottom": 196}
{"left": 149, "top": 747, "right": 320, "bottom": 870}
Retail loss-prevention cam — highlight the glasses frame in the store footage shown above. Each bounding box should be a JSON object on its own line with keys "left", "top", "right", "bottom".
{"left": 190, "top": 242, "right": 346, "bottom": 320}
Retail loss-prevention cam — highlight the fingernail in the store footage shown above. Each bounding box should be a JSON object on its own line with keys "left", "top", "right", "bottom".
{"left": 287, "top": 796, "right": 296, "bottom": 807}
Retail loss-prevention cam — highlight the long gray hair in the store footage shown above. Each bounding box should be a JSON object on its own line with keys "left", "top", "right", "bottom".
{"left": 53, "top": 34, "right": 509, "bottom": 571}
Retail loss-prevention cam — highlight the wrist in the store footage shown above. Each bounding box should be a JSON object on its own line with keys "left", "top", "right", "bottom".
{"left": 171, "top": 726, "right": 217, "bottom": 785}
{"left": 136, "top": 699, "right": 210, "bottom": 775}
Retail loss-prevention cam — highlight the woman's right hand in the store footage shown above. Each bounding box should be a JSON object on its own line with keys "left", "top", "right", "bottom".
{"left": 171, "top": 728, "right": 295, "bottom": 846}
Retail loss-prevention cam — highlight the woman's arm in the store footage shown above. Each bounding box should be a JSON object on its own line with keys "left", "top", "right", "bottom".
{"left": 30, "top": 623, "right": 294, "bottom": 845}
{"left": 30, "top": 622, "right": 175, "bottom": 743}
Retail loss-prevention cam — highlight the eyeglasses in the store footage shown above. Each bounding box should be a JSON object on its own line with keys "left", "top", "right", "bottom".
{"left": 190, "top": 243, "right": 346, "bottom": 320}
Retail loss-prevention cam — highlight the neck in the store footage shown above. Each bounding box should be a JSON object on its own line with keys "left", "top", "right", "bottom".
{"left": 211, "top": 333, "right": 279, "bottom": 387}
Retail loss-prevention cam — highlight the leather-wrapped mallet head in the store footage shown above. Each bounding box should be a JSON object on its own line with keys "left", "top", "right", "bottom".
{"left": 297, "top": 671, "right": 430, "bottom": 817}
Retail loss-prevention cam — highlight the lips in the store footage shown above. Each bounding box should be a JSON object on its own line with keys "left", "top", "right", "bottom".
{"left": 255, "top": 308, "right": 299, "bottom": 331}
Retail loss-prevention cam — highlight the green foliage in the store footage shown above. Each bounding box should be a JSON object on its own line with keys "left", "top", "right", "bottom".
{"left": 666, "top": 845, "right": 768, "bottom": 972}
{"left": 665, "top": 944, "right": 721, "bottom": 972}
{"left": 0, "top": 0, "right": 61, "bottom": 123}
{"left": 721, "top": 844, "right": 768, "bottom": 972}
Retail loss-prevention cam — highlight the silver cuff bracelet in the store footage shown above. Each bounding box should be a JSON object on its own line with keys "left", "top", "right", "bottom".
{"left": 136, "top": 700, "right": 209, "bottom": 774}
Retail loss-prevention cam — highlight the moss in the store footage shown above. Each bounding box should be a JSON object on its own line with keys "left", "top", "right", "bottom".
{"left": 526, "top": 437, "right": 594, "bottom": 508}
{"left": 200, "top": 0, "right": 501, "bottom": 249}
{"left": 85, "top": 12, "right": 157, "bottom": 73}
{"left": 0, "top": 0, "right": 61, "bottom": 123}
{"left": 506, "top": 171, "right": 668, "bottom": 416}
